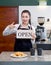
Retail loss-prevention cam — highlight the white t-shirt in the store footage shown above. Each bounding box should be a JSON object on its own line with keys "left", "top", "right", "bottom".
{"left": 3, "top": 24, "right": 35, "bottom": 44}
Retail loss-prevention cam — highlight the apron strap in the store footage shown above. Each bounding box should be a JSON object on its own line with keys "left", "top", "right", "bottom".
{"left": 18, "top": 24, "right": 32, "bottom": 30}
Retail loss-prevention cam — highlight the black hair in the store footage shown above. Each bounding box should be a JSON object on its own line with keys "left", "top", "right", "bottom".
{"left": 21, "top": 10, "right": 31, "bottom": 25}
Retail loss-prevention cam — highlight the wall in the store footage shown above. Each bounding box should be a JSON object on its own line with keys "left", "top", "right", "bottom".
{"left": 0, "top": 0, "right": 39, "bottom": 6}
{"left": 19, "top": 6, "right": 51, "bottom": 30}
{"left": 0, "top": 0, "right": 51, "bottom": 6}
{"left": 0, "top": 7, "right": 18, "bottom": 52}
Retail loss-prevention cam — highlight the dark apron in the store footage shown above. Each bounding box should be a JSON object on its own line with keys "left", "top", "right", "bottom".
{"left": 14, "top": 25, "right": 32, "bottom": 51}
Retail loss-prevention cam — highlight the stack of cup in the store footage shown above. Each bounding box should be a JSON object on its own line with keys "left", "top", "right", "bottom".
{"left": 30, "top": 48, "right": 35, "bottom": 56}
{"left": 30, "top": 48, "right": 43, "bottom": 56}
{"left": 37, "top": 48, "right": 42, "bottom": 56}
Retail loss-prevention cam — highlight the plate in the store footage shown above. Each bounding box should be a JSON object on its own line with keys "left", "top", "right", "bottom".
{"left": 10, "top": 52, "right": 27, "bottom": 58}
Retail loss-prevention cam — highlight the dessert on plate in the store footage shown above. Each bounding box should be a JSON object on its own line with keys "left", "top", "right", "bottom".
{"left": 10, "top": 52, "right": 27, "bottom": 58}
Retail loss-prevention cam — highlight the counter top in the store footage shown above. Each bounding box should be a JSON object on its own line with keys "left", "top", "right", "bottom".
{"left": 0, "top": 50, "right": 51, "bottom": 61}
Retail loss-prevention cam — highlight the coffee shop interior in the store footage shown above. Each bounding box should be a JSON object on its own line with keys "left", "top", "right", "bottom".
{"left": 1, "top": 0, "right": 51, "bottom": 62}
{"left": 0, "top": 0, "right": 51, "bottom": 53}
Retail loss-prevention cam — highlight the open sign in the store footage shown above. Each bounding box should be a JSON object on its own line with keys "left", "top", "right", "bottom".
{"left": 16, "top": 30, "right": 33, "bottom": 39}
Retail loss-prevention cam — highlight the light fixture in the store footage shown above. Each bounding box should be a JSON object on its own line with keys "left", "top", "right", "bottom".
{"left": 39, "top": 0, "right": 47, "bottom": 6}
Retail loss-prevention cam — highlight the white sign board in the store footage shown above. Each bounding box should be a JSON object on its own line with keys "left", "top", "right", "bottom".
{"left": 16, "top": 30, "right": 33, "bottom": 39}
